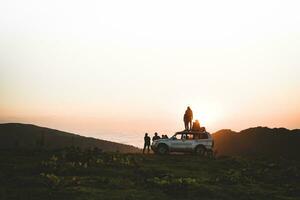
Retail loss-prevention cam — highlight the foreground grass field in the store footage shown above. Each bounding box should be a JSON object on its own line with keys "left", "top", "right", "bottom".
{"left": 0, "top": 149, "right": 299, "bottom": 200}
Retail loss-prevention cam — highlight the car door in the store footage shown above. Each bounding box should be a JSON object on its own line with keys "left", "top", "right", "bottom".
{"left": 169, "top": 133, "right": 193, "bottom": 152}
{"left": 196, "top": 132, "right": 212, "bottom": 148}
{"left": 169, "top": 133, "right": 183, "bottom": 151}
{"left": 183, "top": 133, "right": 195, "bottom": 151}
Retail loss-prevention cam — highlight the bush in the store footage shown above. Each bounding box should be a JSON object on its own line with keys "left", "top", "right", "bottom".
{"left": 40, "top": 173, "right": 61, "bottom": 189}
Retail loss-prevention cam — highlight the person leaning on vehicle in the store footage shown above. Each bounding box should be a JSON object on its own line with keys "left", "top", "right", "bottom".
{"left": 152, "top": 132, "right": 160, "bottom": 142}
{"left": 143, "top": 133, "right": 151, "bottom": 154}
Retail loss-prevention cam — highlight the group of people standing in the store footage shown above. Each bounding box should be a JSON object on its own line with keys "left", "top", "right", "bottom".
{"left": 142, "top": 106, "right": 202, "bottom": 154}
{"left": 143, "top": 132, "right": 168, "bottom": 154}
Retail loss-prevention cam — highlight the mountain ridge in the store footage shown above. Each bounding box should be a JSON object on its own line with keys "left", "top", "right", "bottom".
{"left": 214, "top": 126, "right": 300, "bottom": 134}
{"left": 0, "top": 123, "right": 140, "bottom": 153}
{"left": 212, "top": 126, "right": 300, "bottom": 159}
{"left": 1, "top": 123, "right": 300, "bottom": 158}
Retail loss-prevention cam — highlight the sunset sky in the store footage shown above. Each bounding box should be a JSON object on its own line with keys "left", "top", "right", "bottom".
{"left": 1, "top": 0, "right": 300, "bottom": 147}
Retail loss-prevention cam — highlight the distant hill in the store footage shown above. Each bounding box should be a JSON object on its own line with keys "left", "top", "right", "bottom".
{"left": 213, "top": 126, "right": 300, "bottom": 159}
{"left": 0, "top": 123, "right": 140, "bottom": 153}
{"left": 2, "top": 123, "right": 299, "bottom": 157}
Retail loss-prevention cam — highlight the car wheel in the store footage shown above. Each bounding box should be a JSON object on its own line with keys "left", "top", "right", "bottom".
{"left": 195, "top": 145, "right": 206, "bottom": 156}
{"left": 157, "top": 144, "right": 168, "bottom": 155}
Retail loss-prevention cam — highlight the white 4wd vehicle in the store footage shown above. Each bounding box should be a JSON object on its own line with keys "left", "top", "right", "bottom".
{"left": 151, "top": 131, "right": 214, "bottom": 155}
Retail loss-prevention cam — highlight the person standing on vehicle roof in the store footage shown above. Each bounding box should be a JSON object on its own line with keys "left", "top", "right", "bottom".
{"left": 143, "top": 133, "right": 151, "bottom": 154}
{"left": 184, "top": 106, "right": 193, "bottom": 131}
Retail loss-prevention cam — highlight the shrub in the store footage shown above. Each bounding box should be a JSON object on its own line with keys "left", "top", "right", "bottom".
{"left": 40, "top": 173, "right": 61, "bottom": 189}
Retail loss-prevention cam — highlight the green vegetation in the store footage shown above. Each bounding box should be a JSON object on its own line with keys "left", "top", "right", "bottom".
{"left": 0, "top": 149, "right": 299, "bottom": 200}
{"left": 1, "top": 123, "right": 300, "bottom": 199}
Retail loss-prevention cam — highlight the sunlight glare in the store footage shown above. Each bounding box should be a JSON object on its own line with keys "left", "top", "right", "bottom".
{"left": 191, "top": 103, "right": 223, "bottom": 130}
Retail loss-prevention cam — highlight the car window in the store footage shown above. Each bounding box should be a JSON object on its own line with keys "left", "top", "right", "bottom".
{"left": 180, "top": 133, "right": 194, "bottom": 140}
{"left": 172, "top": 133, "right": 196, "bottom": 140}
{"left": 194, "top": 132, "right": 208, "bottom": 139}
{"left": 201, "top": 132, "right": 208, "bottom": 139}
{"left": 186, "top": 133, "right": 194, "bottom": 140}
{"left": 173, "top": 134, "right": 182, "bottom": 140}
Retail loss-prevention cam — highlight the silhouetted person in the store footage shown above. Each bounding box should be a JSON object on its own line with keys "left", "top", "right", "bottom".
{"left": 161, "top": 134, "right": 168, "bottom": 139}
{"left": 165, "top": 134, "right": 169, "bottom": 139}
{"left": 184, "top": 106, "right": 193, "bottom": 130}
{"left": 143, "top": 133, "right": 151, "bottom": 154}
{"left": 184, "top": 113, "right": 189, "bottom": 130}
{"left": 192, "top": 119, "right": 201, "bottom": 131}
{"left": 152, "top": 132, "right": 160, "bottom": 142}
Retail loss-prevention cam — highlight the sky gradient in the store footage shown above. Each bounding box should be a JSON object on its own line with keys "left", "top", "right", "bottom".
{"left": 1, "top": 0, "right": 300, "bottom": 147}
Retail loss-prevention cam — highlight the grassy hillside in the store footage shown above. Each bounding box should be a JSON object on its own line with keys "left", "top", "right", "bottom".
{"left": 213, "top": 127, "right": 300, "bottom": 159}
{"left": 0, "top": 149, "right": 299, "bottom": 200}
{"left": 1, "top": 124, "right": 300, "bottom": 199}
{"left": 0, "top": 123, "right": 139, "bottom": 153}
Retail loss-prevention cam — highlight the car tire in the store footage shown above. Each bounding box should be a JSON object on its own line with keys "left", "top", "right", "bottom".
{"left": 195, "top": 145, "right": 206, "bottom": 156}
{"left": 157, "top": 144, "right": 168, "bottom": 155}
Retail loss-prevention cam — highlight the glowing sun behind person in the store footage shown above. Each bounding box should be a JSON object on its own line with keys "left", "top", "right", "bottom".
{"left": 185, "top": 102, "right": 224, "bottom": 132}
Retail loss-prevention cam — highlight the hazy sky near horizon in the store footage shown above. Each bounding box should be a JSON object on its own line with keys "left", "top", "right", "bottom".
{"left": 1, "top": 0, "right": 300, "bottom": 147}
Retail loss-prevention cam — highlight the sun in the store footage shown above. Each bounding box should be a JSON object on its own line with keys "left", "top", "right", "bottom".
{"left": 195, "top": 112, "right": 217, "bottom": 127}
{"left": 190, "top": 103, "right": 223, "bottom": 129}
